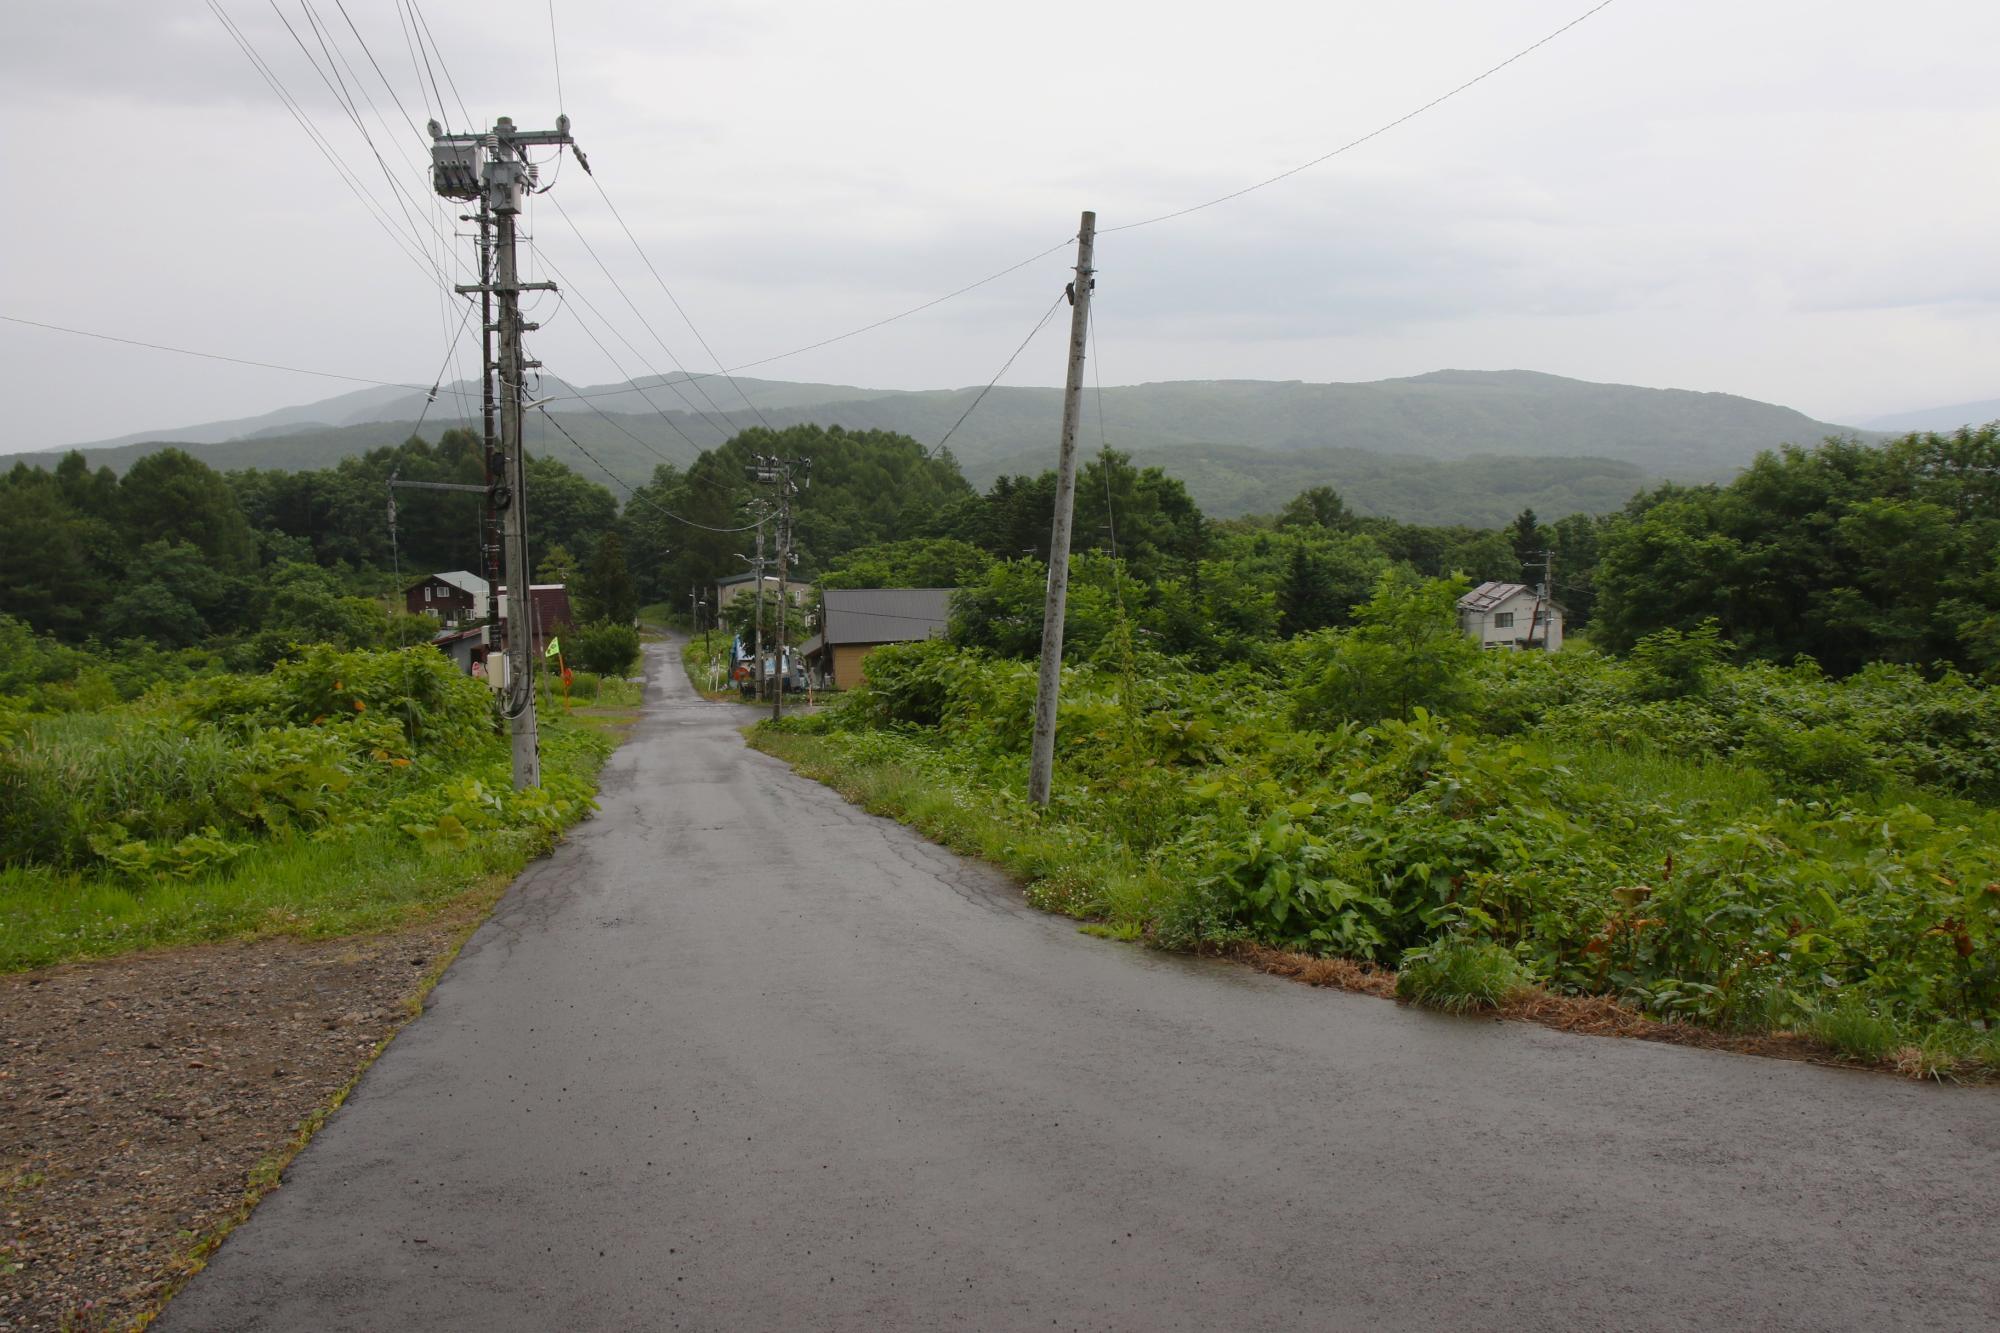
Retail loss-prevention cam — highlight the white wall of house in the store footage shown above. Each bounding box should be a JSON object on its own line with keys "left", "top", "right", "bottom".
{"left": 1460, "top": 588, "right": 1563, "bottom": 651}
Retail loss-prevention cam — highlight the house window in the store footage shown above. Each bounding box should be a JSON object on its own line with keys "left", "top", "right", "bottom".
{"left": 1533, "top": 609, "right": 1547, "bottom": 625}
{"left": 1493, "top": 611, "right": 1515, "bottom": 629}
{"left": 424, "top": 586, "right": 433, "bottom": 602}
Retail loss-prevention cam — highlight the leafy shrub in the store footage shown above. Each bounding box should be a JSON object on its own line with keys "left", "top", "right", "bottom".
{"left": 1395, "top": 936, "right": 1535, "bottom": 1012}
{"left": 181, "top": 644, "right": 492, "bottom": 757}
{"left": 1747, "top": 720, "right": 1888, "bottom": 795}
{"left": 848, "top": 639, "right": 960, "bottom": 728}
{"left": 1293, "top": 572, "right": 1478, "bottom": 726}
{"left": 569, "top": 621, "right": 642, "bottom": 677}
{"left": 1197, "top": 802, "right": 1393, "bottom": 957}
{"left": 1627, "top": 620, "right": 1729, "bottom": 700}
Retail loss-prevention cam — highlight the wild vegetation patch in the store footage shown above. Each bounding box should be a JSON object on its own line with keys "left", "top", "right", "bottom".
{"left": 0, "top": 645, "right": 613, "bottom": 971}
{"left": 754, "top": 578, "right": 2000, "bottom": 1081}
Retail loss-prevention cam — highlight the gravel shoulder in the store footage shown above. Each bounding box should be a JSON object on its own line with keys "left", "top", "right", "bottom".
{"left": 1, "top": 916, "right": 479, "bottom": 1331}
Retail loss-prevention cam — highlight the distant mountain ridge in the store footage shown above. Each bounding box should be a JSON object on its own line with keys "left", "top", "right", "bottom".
{"left": 9, "top": 369, "right": 1871, "bottom": 524}
{"left": 1859, "top": 397, "right": 2000, "bottom": 434}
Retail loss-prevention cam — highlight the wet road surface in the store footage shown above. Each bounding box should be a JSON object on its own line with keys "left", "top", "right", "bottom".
{"left": 161, "top": 642, "right": 1999, "bottom": 1331}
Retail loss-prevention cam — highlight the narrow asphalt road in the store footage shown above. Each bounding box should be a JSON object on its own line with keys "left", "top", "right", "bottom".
{"left": 163, "top": 641, "right": 1998, "bottom": 1332}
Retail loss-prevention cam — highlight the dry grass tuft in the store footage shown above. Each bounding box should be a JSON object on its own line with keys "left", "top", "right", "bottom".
{"left": 1231, "top": 943, "right": 1397, "bottom": 998}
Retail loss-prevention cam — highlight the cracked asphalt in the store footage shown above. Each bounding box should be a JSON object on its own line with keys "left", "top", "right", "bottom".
{"left": 160, "top": 641, "right": 1999, "bottom": 1331}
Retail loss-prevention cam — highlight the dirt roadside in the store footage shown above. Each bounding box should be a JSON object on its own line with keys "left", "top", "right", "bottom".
{"left": 1, "top": 918, "right": 476, "bottom": 1332}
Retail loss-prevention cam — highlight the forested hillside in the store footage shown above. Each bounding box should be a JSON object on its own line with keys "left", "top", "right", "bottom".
{"left": 10, "top": 369, "right": 1872, "bottom": 527}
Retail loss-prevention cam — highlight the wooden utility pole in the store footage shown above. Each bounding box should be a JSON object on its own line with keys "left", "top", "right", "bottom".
{"left": 1027, "top": 211, "right": 1096, "bottom": 807}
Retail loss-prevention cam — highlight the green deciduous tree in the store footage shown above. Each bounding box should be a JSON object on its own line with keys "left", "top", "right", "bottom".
{"left": 1293, "top": 572, "right": 1479, "bottom": 725}
{"left": 577, "top": 531, "right": 639, "bottom": 626}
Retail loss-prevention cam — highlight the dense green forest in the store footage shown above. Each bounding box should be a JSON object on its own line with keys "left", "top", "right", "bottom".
{"left": 5, "top": 419, "right": 1997, "bottom": 677}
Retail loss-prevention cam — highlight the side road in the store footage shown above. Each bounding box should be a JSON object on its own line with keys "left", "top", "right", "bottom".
{"left": 161, "top": 640, "right": 1999, "bottom": 1331}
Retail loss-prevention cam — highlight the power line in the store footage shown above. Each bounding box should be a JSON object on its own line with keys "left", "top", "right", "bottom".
{"left": 583, "top": 173, "right": 773, "bottom": 431}
{"left": 1088, "top": 300, "right": 1115, "bottom": 559}
{"left": 928, "top": 289, "right": 1068, "bottom": 459}
{"left": 523, "top": 252, "right": 720, "bottom": 451}
{"left": 207, "top": 0, "right": 452, "bottom": 290}
{"left": 393, "top": 0, "right": 446, "bottom": 128}
{"left": 695, "top": 234, "right": 1080, "bottom": 382}
{"left": 1100, "top": 0, "right": 1623, "bottom": 235}
{"left": 0, "top": 312, "right": 469, "bottom": 397}
{"left": 330, "top": 0, "right": 429, "bottom": 145}
{"left": 408, "top": 296, "right": 480, "bottom": 439}
{"left": 546, "top": 0, "right": 566, "bottom": 114}
{"left": 542, "top": 198, "right": 745, "bottom": 436}
{"left": 270, "top": 0, "right": 454, "bottom": 279}
{"left": 536, "top": 407, "right": 764, "bottom": 533}
{"left": 404, "top": 0, "right": 472, "bottom": 129}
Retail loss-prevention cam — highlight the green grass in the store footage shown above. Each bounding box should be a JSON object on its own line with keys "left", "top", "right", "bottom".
{"left": 752, "top": 727, "right": 1174, "bottom": 934}
{"left": 1394, "top": 936, "right": 1535, "bottom": 1013}
{"left": 1806, "top": 999, "right": 1902, "bottom": 1063}
{"left": 1560, "top": 742, "right": 1775, "bottom": 815}
{"left": 0, "top": 723, "right": 617, "bottom": 974}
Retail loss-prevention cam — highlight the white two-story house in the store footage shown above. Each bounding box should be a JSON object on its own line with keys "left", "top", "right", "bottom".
{"left": 1457, "top": 581, "right": 1563, "bottom": 651}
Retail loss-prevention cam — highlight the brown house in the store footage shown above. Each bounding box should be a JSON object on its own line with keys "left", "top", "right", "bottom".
{"left": 496, "top": 584, "right": 576, "bottom": 657}
{"left": 404, "top": 570, "right": 490, "bottom": 626}
{"left": 805, "top": 588, "right": 952, "bottom": 690}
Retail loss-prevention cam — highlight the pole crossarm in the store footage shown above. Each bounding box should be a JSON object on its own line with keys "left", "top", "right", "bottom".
{"left": 389, "top": 479, "right": 490, "bottom": 494}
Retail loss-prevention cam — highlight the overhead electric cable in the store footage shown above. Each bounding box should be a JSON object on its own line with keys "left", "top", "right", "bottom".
{"left": 547, "top": 0, "right": 566, "bottom": 113}
{"left": 0, "top": 312, "right": 472, "bottom": 398}
{"left": 524, "top": 252, "right": 720, "bottom": 451}
{"left": 584, "top": 234, "right": 1079, "bottom": 394}
{"left": 1100, "top": 0, "right": 1623, "bottom": 234}
{"left": 272, "top": 0, "right": 452, "bottom": 273}
{"left": 405, "top": 0, "right": 473, "bottom": 129}
{"left": 207, "top": 0, "right": 452, "bottom": 289}
{"left": 393, "top": 0, "right": 447, "bottom": 128}
{"left": 928, "top": 289, "right": 1068, "bottom": 460}
{"left": 582, "top": 174, "right": 773, "bottom": 430}
{"left": 331, "top": 0, "right": 429, "bottom": 145}
{"left": 408, "top": 296, "right": 480, "bottom": 438}
{"left": 536, "top": 408, "right": 766, "bottom": 533}
{"left": 542, "top": 200, "right": 745, "bottom": 435}
{"left": 1089, "top": 301, "right": 1115, "bottom": 560}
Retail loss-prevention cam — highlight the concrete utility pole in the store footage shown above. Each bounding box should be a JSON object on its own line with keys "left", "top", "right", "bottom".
{"left": 742, "top": 519, "right": 769, "bottom": 698}
{"left": 1532, "top": 549, "right": 1556, "bottom": 653}
{"left": 749, "top": 456, "right": 809, "bottom": 721}
{"left": 434, "top": 114, "right": 576, "bottom": 789}
{"left": 1027, "top": 211, "right": 1096, "bottom": 808}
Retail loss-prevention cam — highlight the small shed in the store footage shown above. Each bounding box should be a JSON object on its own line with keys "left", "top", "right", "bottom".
{"left": 431, "top": 624, "right": 488, "bottom": 675}
{"left": 811, "top": 588, "right": 953, "bottom": 690}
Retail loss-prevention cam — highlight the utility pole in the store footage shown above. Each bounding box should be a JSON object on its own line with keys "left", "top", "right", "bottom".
{"left": 434, "top": 114, "right": 576, "bottom": 789}
{"left": 1532, "top": 549, "right": 1556, "bottom": 653}
{"left": 749, "top": 456, "right": 809, "bottom": 720}
{"left": 478, "top": 196, "right": 500, "bottom": 630}
{"left": 742, "top": 519, "right": 769, "bottom": 698}
{"left": 1028, "top": 210, "right": 1096, "bottom": 807}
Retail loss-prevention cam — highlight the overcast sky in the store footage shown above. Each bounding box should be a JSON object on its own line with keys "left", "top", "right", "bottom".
{"left": 4, "top": 0, "right": 1998, "bottom": 452}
